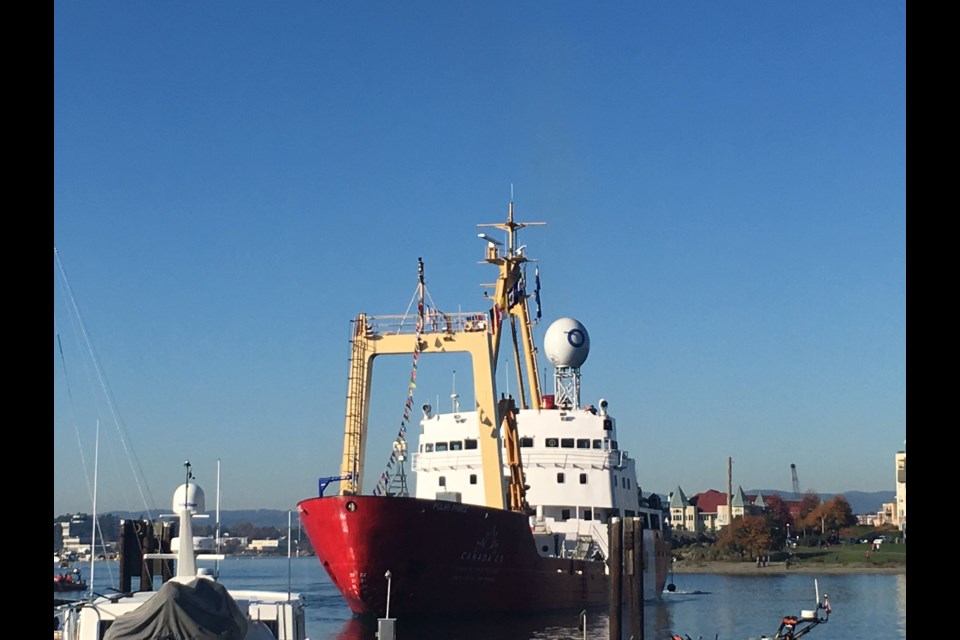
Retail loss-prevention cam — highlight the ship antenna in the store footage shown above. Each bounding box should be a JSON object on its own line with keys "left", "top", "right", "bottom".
{"left": 417, "top": 257, "right": 426, "bottom": 328}
{"left": 451, "top": 369, "right": 459, "bottom": 413}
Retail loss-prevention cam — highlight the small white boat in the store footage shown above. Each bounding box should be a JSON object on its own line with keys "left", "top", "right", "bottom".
{"left": 54, "top": 461, "right": 308, "bottom": 640}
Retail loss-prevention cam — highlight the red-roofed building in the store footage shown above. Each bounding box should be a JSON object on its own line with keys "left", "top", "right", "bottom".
{"left": 668, "top": 485, "right": 802, "bottom": 533}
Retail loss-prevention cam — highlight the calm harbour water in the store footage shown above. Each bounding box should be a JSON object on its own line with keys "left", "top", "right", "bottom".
{"left": 57, "top": 557, "right": 906, "bottom": 639}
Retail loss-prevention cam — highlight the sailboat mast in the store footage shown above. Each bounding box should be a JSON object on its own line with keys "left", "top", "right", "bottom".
{"left": 88, "top": 419, "right": 99, "bottom": 597}
{"left": 216, "top": 458, "right": 222, "bottom": 579}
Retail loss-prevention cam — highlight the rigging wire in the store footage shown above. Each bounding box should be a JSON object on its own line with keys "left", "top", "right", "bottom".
{"left": 54, "top": 247, "right": 158, "bottom": 520}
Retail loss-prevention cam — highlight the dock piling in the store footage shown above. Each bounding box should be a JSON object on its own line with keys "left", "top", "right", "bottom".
{"left": 608, "top": 518, "right": 623, "bottom": 640}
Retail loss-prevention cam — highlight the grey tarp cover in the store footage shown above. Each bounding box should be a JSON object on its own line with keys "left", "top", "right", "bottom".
{"left": 103, "top": 578, "right": 249, "bottom": 640}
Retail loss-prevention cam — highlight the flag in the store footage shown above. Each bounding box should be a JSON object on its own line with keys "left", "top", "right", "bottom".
{"left": 507, "top": 273, "right": 526, "bottom": 309}
{"left": 493, "top": 303, "right": 504, "bottom": 329}
{"left": 534, "top": 266, "right": 542, "bottom": 320}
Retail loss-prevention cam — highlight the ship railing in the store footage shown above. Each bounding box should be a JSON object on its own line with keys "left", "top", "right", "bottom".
{"left": 411, "top": 451, "right": 482, "bottom": 472}
{"left": 362, "top": 312, "right": 490, "bottom": 337}
{"left": 523, "top": 451, "right": 630, "bottom": 468}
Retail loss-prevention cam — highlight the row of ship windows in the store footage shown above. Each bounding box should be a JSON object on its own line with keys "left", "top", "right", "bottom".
{"left": 551, "top": 510, "right": 660, "bottom": 529}
{"left": 420, "top": 437, "right": 620, "bottom": 453}
{"left": 437, "top": 473, "right": 632, "bottom": 489}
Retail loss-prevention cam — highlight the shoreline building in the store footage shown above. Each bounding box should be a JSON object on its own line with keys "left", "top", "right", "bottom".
{"left": 893, "top": 446, "right": 906, "bottom": 535}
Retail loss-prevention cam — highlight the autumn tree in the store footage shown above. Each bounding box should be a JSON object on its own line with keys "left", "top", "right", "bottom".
{"left": 809, "top": 495, "right": 858, "bottom": 540}
{"left": 795, "top": 492, "right": 822, "bottom": 536}
{"left": 716, "top": 515, "right": 775, "bottom": 559}
{"left": 764, "top": 493, "right": 795, "bottom": 546}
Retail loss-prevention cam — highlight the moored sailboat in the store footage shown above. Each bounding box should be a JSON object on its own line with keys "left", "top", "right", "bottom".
{"left": 54, "top": 462, "right": 308, "bottom": 640}
{"left": 297, "top": 200, "right": 672, "bottom": 616}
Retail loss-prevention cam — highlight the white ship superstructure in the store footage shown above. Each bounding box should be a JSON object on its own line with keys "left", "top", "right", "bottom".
{"left": 413, "top": 317, "right": 664, "bottom": 562}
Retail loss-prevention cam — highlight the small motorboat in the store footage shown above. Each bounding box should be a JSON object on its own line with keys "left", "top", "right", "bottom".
{"left": 671, "top": 580, "right": 831, "bottom": 640}
{"left": 53, "top": 569, "right": 87, "bottom": 593}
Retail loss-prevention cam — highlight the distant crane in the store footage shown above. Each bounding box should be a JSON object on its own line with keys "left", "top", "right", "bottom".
{"left": 791, "top": 463, "right": 801, "bottom": 495}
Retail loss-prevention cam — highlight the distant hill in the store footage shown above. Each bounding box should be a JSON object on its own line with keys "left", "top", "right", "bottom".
{"left": 101, "top": 490, "right": 894, "bottom": 530}
{"left": 745, "top": 489, "right": 895, "bottom": 515}
{"left": 104, "top": 509, "right": 300, "bottom": 530}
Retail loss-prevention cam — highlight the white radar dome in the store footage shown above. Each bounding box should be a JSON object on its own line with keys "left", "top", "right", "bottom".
{"left": 543, "top": 317, "right": 590, "bottom": 368}
{"left": 172, "top": 482, "right": 206, "bottom": 515}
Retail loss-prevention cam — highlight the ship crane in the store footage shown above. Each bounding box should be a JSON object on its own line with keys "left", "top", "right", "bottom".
{"left": 791, "top": 463, "right": 801, "bottom": 495}
{"left": 336, "top": 201, "right": 544, "bottom": 511}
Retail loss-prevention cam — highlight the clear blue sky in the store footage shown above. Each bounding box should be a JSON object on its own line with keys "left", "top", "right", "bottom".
{"left": 54, "top": 2, "right": 905, "bottom": 517}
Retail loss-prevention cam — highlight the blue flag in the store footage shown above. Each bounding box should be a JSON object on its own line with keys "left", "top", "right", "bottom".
{"left": 508, "top": 273, "right": 526, "bottom": 309}
{"left": 534, "top": 266, "right": 542, "bottom": 319}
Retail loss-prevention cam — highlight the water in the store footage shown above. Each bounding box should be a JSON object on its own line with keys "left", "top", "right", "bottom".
{"left": 57, "top": 558, "right": 907, "bottom": 639}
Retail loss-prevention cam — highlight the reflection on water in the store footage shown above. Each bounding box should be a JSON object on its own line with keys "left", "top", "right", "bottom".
{"left": 57, "top": 558, "right": 906, "bottom": 640}
{"left": 895, "top": 573, "right": 907, "bottom": 638}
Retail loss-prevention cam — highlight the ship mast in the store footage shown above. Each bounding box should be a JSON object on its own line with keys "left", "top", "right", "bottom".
{"left": 477, "top": 200, "right": 544, "bottom": 411}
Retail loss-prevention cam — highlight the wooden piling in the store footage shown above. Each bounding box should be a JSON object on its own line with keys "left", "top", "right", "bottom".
{"left": 624, "top": 517, "right": 641, "bottom": 637}
{"left": 608, "top": 517, "right": 622, "bottom": 640}
{"left": 634, "top": 517, "right": 644, "bottom": 638}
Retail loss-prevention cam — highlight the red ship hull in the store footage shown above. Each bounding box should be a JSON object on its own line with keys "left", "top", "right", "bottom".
{"left": 298, "top": 495, "right": 668, "bottom": 616}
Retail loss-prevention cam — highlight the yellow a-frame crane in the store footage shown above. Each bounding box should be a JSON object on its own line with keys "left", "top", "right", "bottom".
{"left": 337, "top": 202, "right": 542, "bottom": 512}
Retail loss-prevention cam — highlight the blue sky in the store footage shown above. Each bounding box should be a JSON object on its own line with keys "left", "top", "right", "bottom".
{"left": 54, "top": 2, "right": 905, "bottom": 517}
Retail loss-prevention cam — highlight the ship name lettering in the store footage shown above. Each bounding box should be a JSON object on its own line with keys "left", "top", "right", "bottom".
{"left": 432, "top": 502, "right": 468, "bottom": 513}
{"left": 459, "top": 551, "right": 504, "bottom": 563}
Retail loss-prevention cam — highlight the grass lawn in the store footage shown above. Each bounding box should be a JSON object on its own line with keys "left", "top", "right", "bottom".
{"left": 789, "top": 541, "right": 905, "bottom": 567}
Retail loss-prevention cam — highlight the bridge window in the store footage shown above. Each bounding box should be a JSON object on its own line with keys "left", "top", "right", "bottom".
{"left": 583, "top": 510, "right": 592, "bottom": 521}
{"left": 546, "top": 438, "right": 559, "bottom": 448}
{"left": 435, "top": 442, "right": 449, "bottom": 452}
{"left": 592, "top": 439, "right": 602, "bottom": 449}
{"left": 576, "top": 439, "right": 590, "bottom": 449}
{"left": 603, "top": 418, "right": 613, "bottom": 431}
{"left": 560, "top": 438, "right": 574, "bottom": 448}
{"left": 450, "top": 441, "right": 462, "bottom": 451}
{"left": 424, "top": 443, "right": 434, "bottom": 452}
{"left": 520, "top": 437, "right": 534, "bottom": 447}
{"left": 557, "top": 473, "right": 565, "bottom": 484}
{"left": 470, "top": 474, "right": 477, "bottom": 485}
{"left": 464, "top": 439, "right": 477, "bottom": 450}
{"left": 579, "top": 473, "right": 588, "bottom": 484}
{"left": 561, "top": 509, "right": 570, "bottom": 521}
{"left": 439, "top": 476, "right": 446, "bottom": 487}
{"left": 611, "top": 441, "right": 619, "bottom": 450}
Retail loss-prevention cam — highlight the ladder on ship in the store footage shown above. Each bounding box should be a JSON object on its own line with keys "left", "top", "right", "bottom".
{"left": 339, "top": 314, "right": 374, "bottom": 495}
{"left": 573, "top": 534, "right": 595, "bottom": 560}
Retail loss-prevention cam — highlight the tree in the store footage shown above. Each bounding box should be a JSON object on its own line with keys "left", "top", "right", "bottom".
{"left": 717, "top": 515, "right": 774, "bottom": 559}
{"left": 763, "top": 493, "right": 795, "bottom": 548}
{"left": 795, "top": 492, "right": 822, "bottom": 536}
{"left": 810, "top": 495, "right": 858, "bottom": 542}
